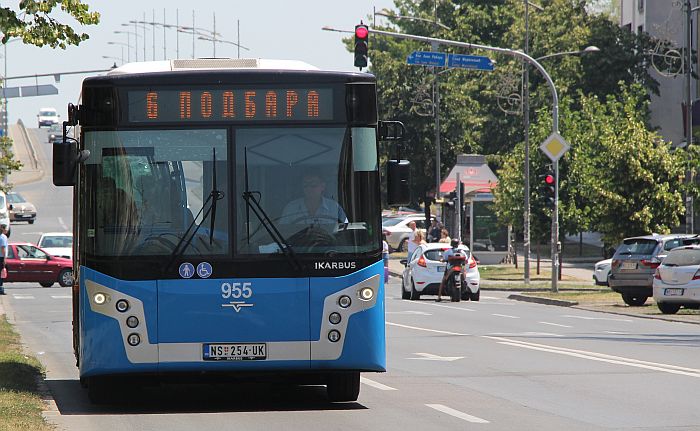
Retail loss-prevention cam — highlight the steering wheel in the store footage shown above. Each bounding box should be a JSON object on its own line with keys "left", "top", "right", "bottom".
{"left": 287, "top": 226, "right": 336, "bottom": 253}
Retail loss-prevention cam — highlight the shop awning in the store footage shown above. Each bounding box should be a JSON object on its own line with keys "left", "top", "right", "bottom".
{"left": 439, "top": 154, "right": 498, "bottom": 196}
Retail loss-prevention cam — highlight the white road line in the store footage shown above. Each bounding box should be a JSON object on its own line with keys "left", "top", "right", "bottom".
{"left": 488, "top": 332, "right": 561, "bottom": 337}
{"left": 538, "top": 321, "right": 572, "bottom": 328}
{"left": 426, "top": 404, "right": 490, "bottom": 424}
{"left": 360, "top": 377, "right": 397, "bottom": 391}
{"left": 604, "top": 331, "right": 629, "bottom": 335}
{"left": 561, "top": 314, "right": 632, "bottom": 322}
{"left": 408, "top": 352, "right": 464, "bottom": 361}
{"left": 492, "top": 313, "right": 519, "bottom": 319}
{"left": 12, "top": 295, "right": 35, "bottom": 300}
{"left": 58, "top": 217, "right": 68, "bottom": 231}
{"left": 386, "top": 311, "right": 432, "bottom": 315}
{"left": 411, "top": 301, "right": 476, "bottom": 312}
{"left": 50, "top": 295, "right": 72, "bottom": 299}
{"left": 486, "top": 336, "right": 700, "bottom": 378}
{"left": 386, "top": 321, "right": 470, "bottom": 336}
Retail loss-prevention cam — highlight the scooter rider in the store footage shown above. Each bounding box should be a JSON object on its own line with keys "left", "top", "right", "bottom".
{"left": 437, "top": 238, "right": 462, "bottom": 302}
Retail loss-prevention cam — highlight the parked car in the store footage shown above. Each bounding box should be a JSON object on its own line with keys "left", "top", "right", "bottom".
{"left": 609, "top": 234, "right": 693, "bottom": 306}
{"left": 0, "top": 191, "right": 11, "bottom": 235}
{"left": 400, "top": 243, "right": 480, "bottom": 301}
{"left": 47, "top": 124, "right": 62, "bottom": 143}
{"left": 652, "top": 245, "right": 700, "bottom": 314}
{"left": 382, "top": 213, "right": 435, "bottom": 252}
{"left": 37, "top": 107, "right": 59, "bottom": 128}
{"left": 6, "top": 192, "right": 36, "bottom": 224}
{"left": 37, "top": 232, "right": 72, "bottom": 259}
{"left": 4, "top": 242, "right": 73, "bottom": 288}
{"left": 593, "top": 258, "right": 612, "bottom": 286}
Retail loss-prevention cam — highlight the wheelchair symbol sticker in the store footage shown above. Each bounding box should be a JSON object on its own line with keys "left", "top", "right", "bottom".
{"left": 197, "top": 262, "right": 212, "bottom": 279}
{"left": 179, "top": 262, "right": 195, "bottom": 279}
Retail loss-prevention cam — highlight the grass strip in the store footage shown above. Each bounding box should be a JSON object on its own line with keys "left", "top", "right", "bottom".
{"left": 0, "top": 315, "right": 53, "bottom": 431}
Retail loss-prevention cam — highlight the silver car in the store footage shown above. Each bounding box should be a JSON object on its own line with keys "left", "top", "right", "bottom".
{"left": 382, "top": 213, "right": 434, "bottom": 252}
{"left": 609, "top": 234, "right": 693, "bottom": 306}
{"left": 653, "top": 245, "right": 700, "bottom": 314}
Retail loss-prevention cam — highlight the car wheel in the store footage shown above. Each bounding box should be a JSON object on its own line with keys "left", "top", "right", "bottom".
{"left": 409, "top": 280, "right": 420, "bottom": 300}
{"left": 401, "top": 280, "right": 411, "bottom": 299}
{"left": 58, "top": 269, "right": 73, "bottom": 287}
{"left": 39, "top": 282, "right": 54, "bottom": 288}
{"left": 605, "top": 274, "right": 610, "bottom": 287}
{"left": 397, "top": 238, "right": 408, "bottom": 253}
{"left": 657, "top": 302, "right": 681, "bottom": 314}
{"left": 469, "top": 290, "right": 480, "bottom": 301}
{"left": 28, "top": 220, "right": 34, "bottom": 225}
{"left": 621, "top": 293, "right": 647, "bottom": 306}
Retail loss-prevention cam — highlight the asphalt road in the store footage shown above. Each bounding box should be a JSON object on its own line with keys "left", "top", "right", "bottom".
{"left": 1, "top": 127, "right": 699, "bottom": 431}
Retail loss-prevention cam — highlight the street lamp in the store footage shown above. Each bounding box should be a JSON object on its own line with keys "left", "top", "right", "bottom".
{"left": 535, "top": 45, "right": 600, "bottom": 62}
{"left": 114, "top": 30, "right": 141, "bottom": 62}
{"left": 197, "top": 34, "right": 249, "bottom": 58}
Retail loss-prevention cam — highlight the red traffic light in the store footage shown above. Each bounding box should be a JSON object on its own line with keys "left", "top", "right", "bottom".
{"left": 355, "top": 25, "right": 369, "bottom": 39}
{"left": 544, "top": 174, "right": 555, "bottom": 185}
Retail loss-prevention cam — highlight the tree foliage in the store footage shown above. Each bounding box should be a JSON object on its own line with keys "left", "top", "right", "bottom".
{"left": 0, "top": 0, "right": 99, "bottom": 48}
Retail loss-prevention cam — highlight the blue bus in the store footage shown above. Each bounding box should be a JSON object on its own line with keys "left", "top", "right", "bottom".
{"left": 53, "top": 59, "right": 406, "bottom": 403}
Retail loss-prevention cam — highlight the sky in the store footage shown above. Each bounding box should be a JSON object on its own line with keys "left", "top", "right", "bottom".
{"left": 3, "top": 0, "right": 395, "bottom": 126}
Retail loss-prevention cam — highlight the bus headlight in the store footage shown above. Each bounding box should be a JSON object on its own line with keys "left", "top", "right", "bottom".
{"left": 116, "top": 299, "right": 129, "bottom": 312}
{"left": 338, "top": 295, "right": 352, "bottom": 308}
{"left": 359, "top": 287, "right": 374, "bottom": 301}
{"left": 127, "top": 333, "right": 141, "bottom": 346}
{"left": 329, "top": 312, "right": 342, "bottom": 325}
{"left": 126, "top": 316, "right": 139, "bottom": 328}
{"left": 93, "top": 293, "right": 107, "bottom": 305}
{"left": 328, "top": 330, "right": 341, "bottom": 342}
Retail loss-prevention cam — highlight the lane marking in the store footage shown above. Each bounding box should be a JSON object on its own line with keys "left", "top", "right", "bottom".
{"left": 561, "top": 314, "right": 632, "bottom": 322}
{"left": 50, "top": 295, "right": 72, "bottom": 299}
{"left": 12, "top": 295, "right": 35, "bottom": 300}
{"left": 360, "top": 377, "right": 397, "bottom": 391}
{"left": 58, "top": 217, "right": 68, "bottom": 231}
{"left": 406, "top": 301, "right": 476, "bottom": 312}
{"left": 492, "top": 313, "right": 519, "bottom": 319}
{"left": 485, "top": 336, "right": 700, "bottom": 378}
{"left": 386, "top": 321, "right": 470, "bottom": 336}
{"left": 604, "top": 331, "right": 629, "bottom": 335}
{"left": 408, "top": 352, "right": 464, "bottom": 361}
{"left": 386, "top": 311, "right": 432, "bottom": 316}
{"left": 426, "top": 404, "right": 490, "bottom": 424}
{"left": 488, "top": 332, "right": 561, "bottom": 337}
{"left": 538, "top": 321, "right": 572, "bottom": 328}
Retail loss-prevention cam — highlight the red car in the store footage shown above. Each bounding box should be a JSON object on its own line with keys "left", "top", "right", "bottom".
{"left": 5, "top": 242, "right": 73, "bottom": 288}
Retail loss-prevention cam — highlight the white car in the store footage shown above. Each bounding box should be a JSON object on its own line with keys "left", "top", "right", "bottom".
{"left": 652, "top": 245, "right": 700, "bottom": 314}
{"left": 593, "top": 258, "right": 612, "bottom": 286}
{"left": 37, "top": 107, "right": 59, "bottom": 128}
{"left": 400, "top": 243, "right": 480, "bottom": 301}
{"left": 0, "top": 191, "right": 11, "bottom": 235}
{"left": 382, "top": 213, "right": 434, "bottom": 252}
{"left": 37, "top": 232, "right": 73, "bottom": 259}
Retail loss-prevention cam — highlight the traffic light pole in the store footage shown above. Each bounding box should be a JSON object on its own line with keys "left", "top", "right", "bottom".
{"left": 357, "top": 28, "right": 561, "bottom": 292}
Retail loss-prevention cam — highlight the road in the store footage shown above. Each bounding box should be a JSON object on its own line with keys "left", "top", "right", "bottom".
{"left": 2, "top": 127, "right": 700, "bottom": 431}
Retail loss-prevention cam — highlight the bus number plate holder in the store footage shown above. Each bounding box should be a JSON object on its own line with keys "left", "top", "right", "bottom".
{"left": 203, "top": 343, "right": 267, "bottom": 361}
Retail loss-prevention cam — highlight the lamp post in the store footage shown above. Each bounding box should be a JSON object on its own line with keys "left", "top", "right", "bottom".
{"left": 197, "top": 32, "right": 249, "bottom": 58}
{"left": 107, "top": 42, "right": 133, "bottom": 64}
{"left": 114, "top": 30, "right": 141, "bottom": 62}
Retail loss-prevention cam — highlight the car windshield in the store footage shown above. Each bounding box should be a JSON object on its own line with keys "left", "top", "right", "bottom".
{"left": 7, "top": 193, "right": 25, "bottom": 204}
{"left": 662, "top": 248, "right": 700, "bottom": 266}
{"left": 617, "top": 239, "right": 658, "bottom": 255}
{"left": 382, "top": 217, "right": 404, "bottom": 227}
{"left": 40, "top": 110, "right": 56, "bottom": 117}
{"left": 40, "top": 235, "right": 73, "bottom": 248}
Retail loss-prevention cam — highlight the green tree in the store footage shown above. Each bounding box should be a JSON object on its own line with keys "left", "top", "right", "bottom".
{"left": 1, "top": 1, "right": 99, "bottom": 48}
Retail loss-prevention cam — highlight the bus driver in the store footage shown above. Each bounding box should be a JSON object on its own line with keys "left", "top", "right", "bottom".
{"left": 280, "top": 173, "right": 348, "bottom": 227}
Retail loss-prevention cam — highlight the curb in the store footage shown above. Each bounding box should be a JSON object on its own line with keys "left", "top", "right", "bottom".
{"left": 572, "top": 305, "right": 700, "bottom": 325}
{"left": 507, "top": 294, "right": 578, "bottom": 307}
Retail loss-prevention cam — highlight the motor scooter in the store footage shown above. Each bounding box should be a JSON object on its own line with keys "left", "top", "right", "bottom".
{"left": 445, "top": 252, "right": 467, "bottom": 302}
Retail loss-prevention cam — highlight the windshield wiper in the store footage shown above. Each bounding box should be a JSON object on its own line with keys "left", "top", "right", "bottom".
{"left": 166, "top": 148, "right": 224, "bottom": 271}
{"left": 242, "top": 148, "right": 302, "bottom": 271}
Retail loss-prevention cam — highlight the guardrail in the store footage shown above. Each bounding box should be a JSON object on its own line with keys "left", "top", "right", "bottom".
{"left": 15, "top": 119, "right": 40, "bottom": 170}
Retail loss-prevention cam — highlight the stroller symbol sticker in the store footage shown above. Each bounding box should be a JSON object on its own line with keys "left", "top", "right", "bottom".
{"left": 179, "top": 262, "right": 195, "bottom": 279}
{"left": 197, "top": 262, "right": 212, "bottom": 279}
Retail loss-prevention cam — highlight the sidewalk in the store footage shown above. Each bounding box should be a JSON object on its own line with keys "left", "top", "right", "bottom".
{"left": 7, "top": 121, "right": 44, "bottom": 186}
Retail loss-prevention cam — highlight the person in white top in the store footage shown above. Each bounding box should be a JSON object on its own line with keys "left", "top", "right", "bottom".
{"left": 280, "top": 174, "right": 347, "bottom": 226}
{"left": 406, "top": 220, "right": 418, "bottom": 257}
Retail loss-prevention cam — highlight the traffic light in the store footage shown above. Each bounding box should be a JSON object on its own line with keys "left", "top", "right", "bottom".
{"left": 539, "top": 169, "right": 555, "bottom": 209}
{"left": 458, "top": 181, "right": 465, "bottom": 203}
{"left": 354, "top": 23, "right": 369, "bottom": 69}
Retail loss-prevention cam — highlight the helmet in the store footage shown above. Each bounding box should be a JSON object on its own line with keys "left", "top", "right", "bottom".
{"left": 450, "top": 238, "right": 460, "bottom": 248}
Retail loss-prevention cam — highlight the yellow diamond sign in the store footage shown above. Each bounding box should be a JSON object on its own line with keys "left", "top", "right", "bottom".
{"left": 539, "top": 132, "right": 570, "bottom": 162}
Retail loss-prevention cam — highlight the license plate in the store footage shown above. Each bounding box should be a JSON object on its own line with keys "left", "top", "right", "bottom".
{"left": 664, "top": 288, "right": 684, "bottom": 296}
{"left": 436, "top": 266, "right": 445, "bottom": 272}
{"left": 203, "top": 343, "right": 267, "bottom": 361}
{"left": 621, "top": 261, "right": 637, "bottom": 270}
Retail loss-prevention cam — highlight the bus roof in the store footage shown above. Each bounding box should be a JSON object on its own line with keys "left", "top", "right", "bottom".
{"left": 107, "top": 59, "right": 321, "bottom": 76}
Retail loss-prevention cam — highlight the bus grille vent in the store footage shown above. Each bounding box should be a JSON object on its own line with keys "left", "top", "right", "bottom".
{"left": 172, "top": 58, "right": 260, "bottom": 69}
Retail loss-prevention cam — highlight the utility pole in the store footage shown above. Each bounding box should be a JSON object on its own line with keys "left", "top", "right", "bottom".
{"left": 685, "top": 0, "right": 696, "bottom": 234}
{"left": 523, "top": 0, "right": 531, "bottom": 283}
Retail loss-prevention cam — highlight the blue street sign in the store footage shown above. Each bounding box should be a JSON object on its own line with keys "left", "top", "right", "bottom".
{"left": 447, "top": 54, "right": 494, "bottom": 71}
{"left": 407, "top": 51, "right": 447, "bottom": 67}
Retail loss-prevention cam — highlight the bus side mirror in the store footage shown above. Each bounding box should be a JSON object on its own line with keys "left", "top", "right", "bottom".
{"left": 387, "top": 159, "right": 411, "bottom": 206}
{"left": 53, "top": 140, "right": 78, "bottom": 186}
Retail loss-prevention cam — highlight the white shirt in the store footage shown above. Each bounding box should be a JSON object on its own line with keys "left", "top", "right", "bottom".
{"left": 280, "top": 196, "right": 348, "bottom": 225}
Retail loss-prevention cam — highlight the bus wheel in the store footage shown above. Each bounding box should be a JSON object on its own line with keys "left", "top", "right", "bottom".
{"left": 327, "top": 372, "right": 360, "bottom": 402}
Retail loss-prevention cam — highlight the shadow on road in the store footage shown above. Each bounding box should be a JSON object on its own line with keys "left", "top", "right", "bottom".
{"left": 46, "top": 379, "right": 367, "bottom": 415}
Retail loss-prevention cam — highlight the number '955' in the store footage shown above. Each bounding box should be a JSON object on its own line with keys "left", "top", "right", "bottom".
{"left": 221, "top": 282, "right": 253, "bottom": 299}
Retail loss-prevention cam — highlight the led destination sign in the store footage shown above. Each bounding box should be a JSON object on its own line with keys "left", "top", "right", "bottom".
{"left": 128, "top": 88, "right": 333, "bottom": 123}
